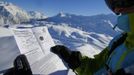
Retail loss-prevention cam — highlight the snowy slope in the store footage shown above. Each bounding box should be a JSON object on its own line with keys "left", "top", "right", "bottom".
{"left": 0, "top": 1, "right": 46, "bottom": 26}
{"left": 46, "top": 12, "right": 118, "bottom": 37}
{"left": 45, "top": 23, "right": 113, "bottom": 58}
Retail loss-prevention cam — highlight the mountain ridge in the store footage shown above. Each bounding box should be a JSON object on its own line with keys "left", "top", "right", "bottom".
{"left": 44, "top": 12, "right": 118, "bottom": 37}
{"left": 0, "top": 1, "right": 46, "bottom": 26}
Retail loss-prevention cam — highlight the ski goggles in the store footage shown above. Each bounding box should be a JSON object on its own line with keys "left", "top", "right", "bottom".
{"left": 105, "top": 0, "right": 134, "bottom": 14}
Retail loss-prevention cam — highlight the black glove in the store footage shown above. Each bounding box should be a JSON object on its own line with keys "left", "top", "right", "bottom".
{"left": 51, "top": 45, "right": 82, "bottom": 70}
{"left": 4, "top": 54, "right": 33, "bottom": 75}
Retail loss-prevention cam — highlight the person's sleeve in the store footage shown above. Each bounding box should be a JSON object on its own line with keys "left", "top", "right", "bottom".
{"left": 74, "top": 47, "right": 109, "bottom": 75}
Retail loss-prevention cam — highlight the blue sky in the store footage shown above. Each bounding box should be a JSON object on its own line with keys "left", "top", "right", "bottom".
{"left": 5, "top": 0, "right": 112, "bottom": 17}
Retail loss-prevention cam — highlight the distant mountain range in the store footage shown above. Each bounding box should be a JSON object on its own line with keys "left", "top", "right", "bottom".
{"left": 45, "top": 12, "right": 118, "bottom": 37}
{"left": 0, "top": 1, "right": 47, "bottom": 26}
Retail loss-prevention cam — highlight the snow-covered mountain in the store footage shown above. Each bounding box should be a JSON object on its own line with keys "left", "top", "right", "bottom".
{"left": 45, "top": 12, "right": 118, "bottom": 37}
{"left": 0, "top": 1, "right": 46, "bottom": 26}
{"left": 0, "top": 2, "right": 119, "bottom": 74}
{"left": 28, "top": 11, "right": 47, "bottom": 19}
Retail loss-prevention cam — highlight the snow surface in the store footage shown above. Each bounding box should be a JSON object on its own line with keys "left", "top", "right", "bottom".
{"left": 0, "top": 27, "right": 12, "bottom": 37}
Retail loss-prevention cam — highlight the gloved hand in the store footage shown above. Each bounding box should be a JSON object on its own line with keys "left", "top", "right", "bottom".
{"left": 4, "top": 54, "right": 33, "bottom": 75}
{"left": 51, "top": 45, "right": 82, "bottom": 70}
{"left": 51, "top": 45, "right": 72, "bottom": 63}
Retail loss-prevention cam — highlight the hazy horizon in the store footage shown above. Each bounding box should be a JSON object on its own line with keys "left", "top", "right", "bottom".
{"left": 3, "top": 0, "right": 113, "bottom": 17}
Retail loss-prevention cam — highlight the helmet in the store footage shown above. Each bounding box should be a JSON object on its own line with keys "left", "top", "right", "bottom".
{"left": 105, "top": 0, "right": 134, "bottom": 15}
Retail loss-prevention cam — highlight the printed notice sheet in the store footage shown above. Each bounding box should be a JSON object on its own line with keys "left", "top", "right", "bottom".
{"left": 11, "top": 26, "right": 67, "bottom": 74}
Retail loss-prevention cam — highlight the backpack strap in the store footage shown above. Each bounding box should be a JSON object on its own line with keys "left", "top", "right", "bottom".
{"left": 105, "top": 33, "right": 128, "bottom": 74}
{"left": 108, "top": 33, "right": 127, "bottom": 56}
